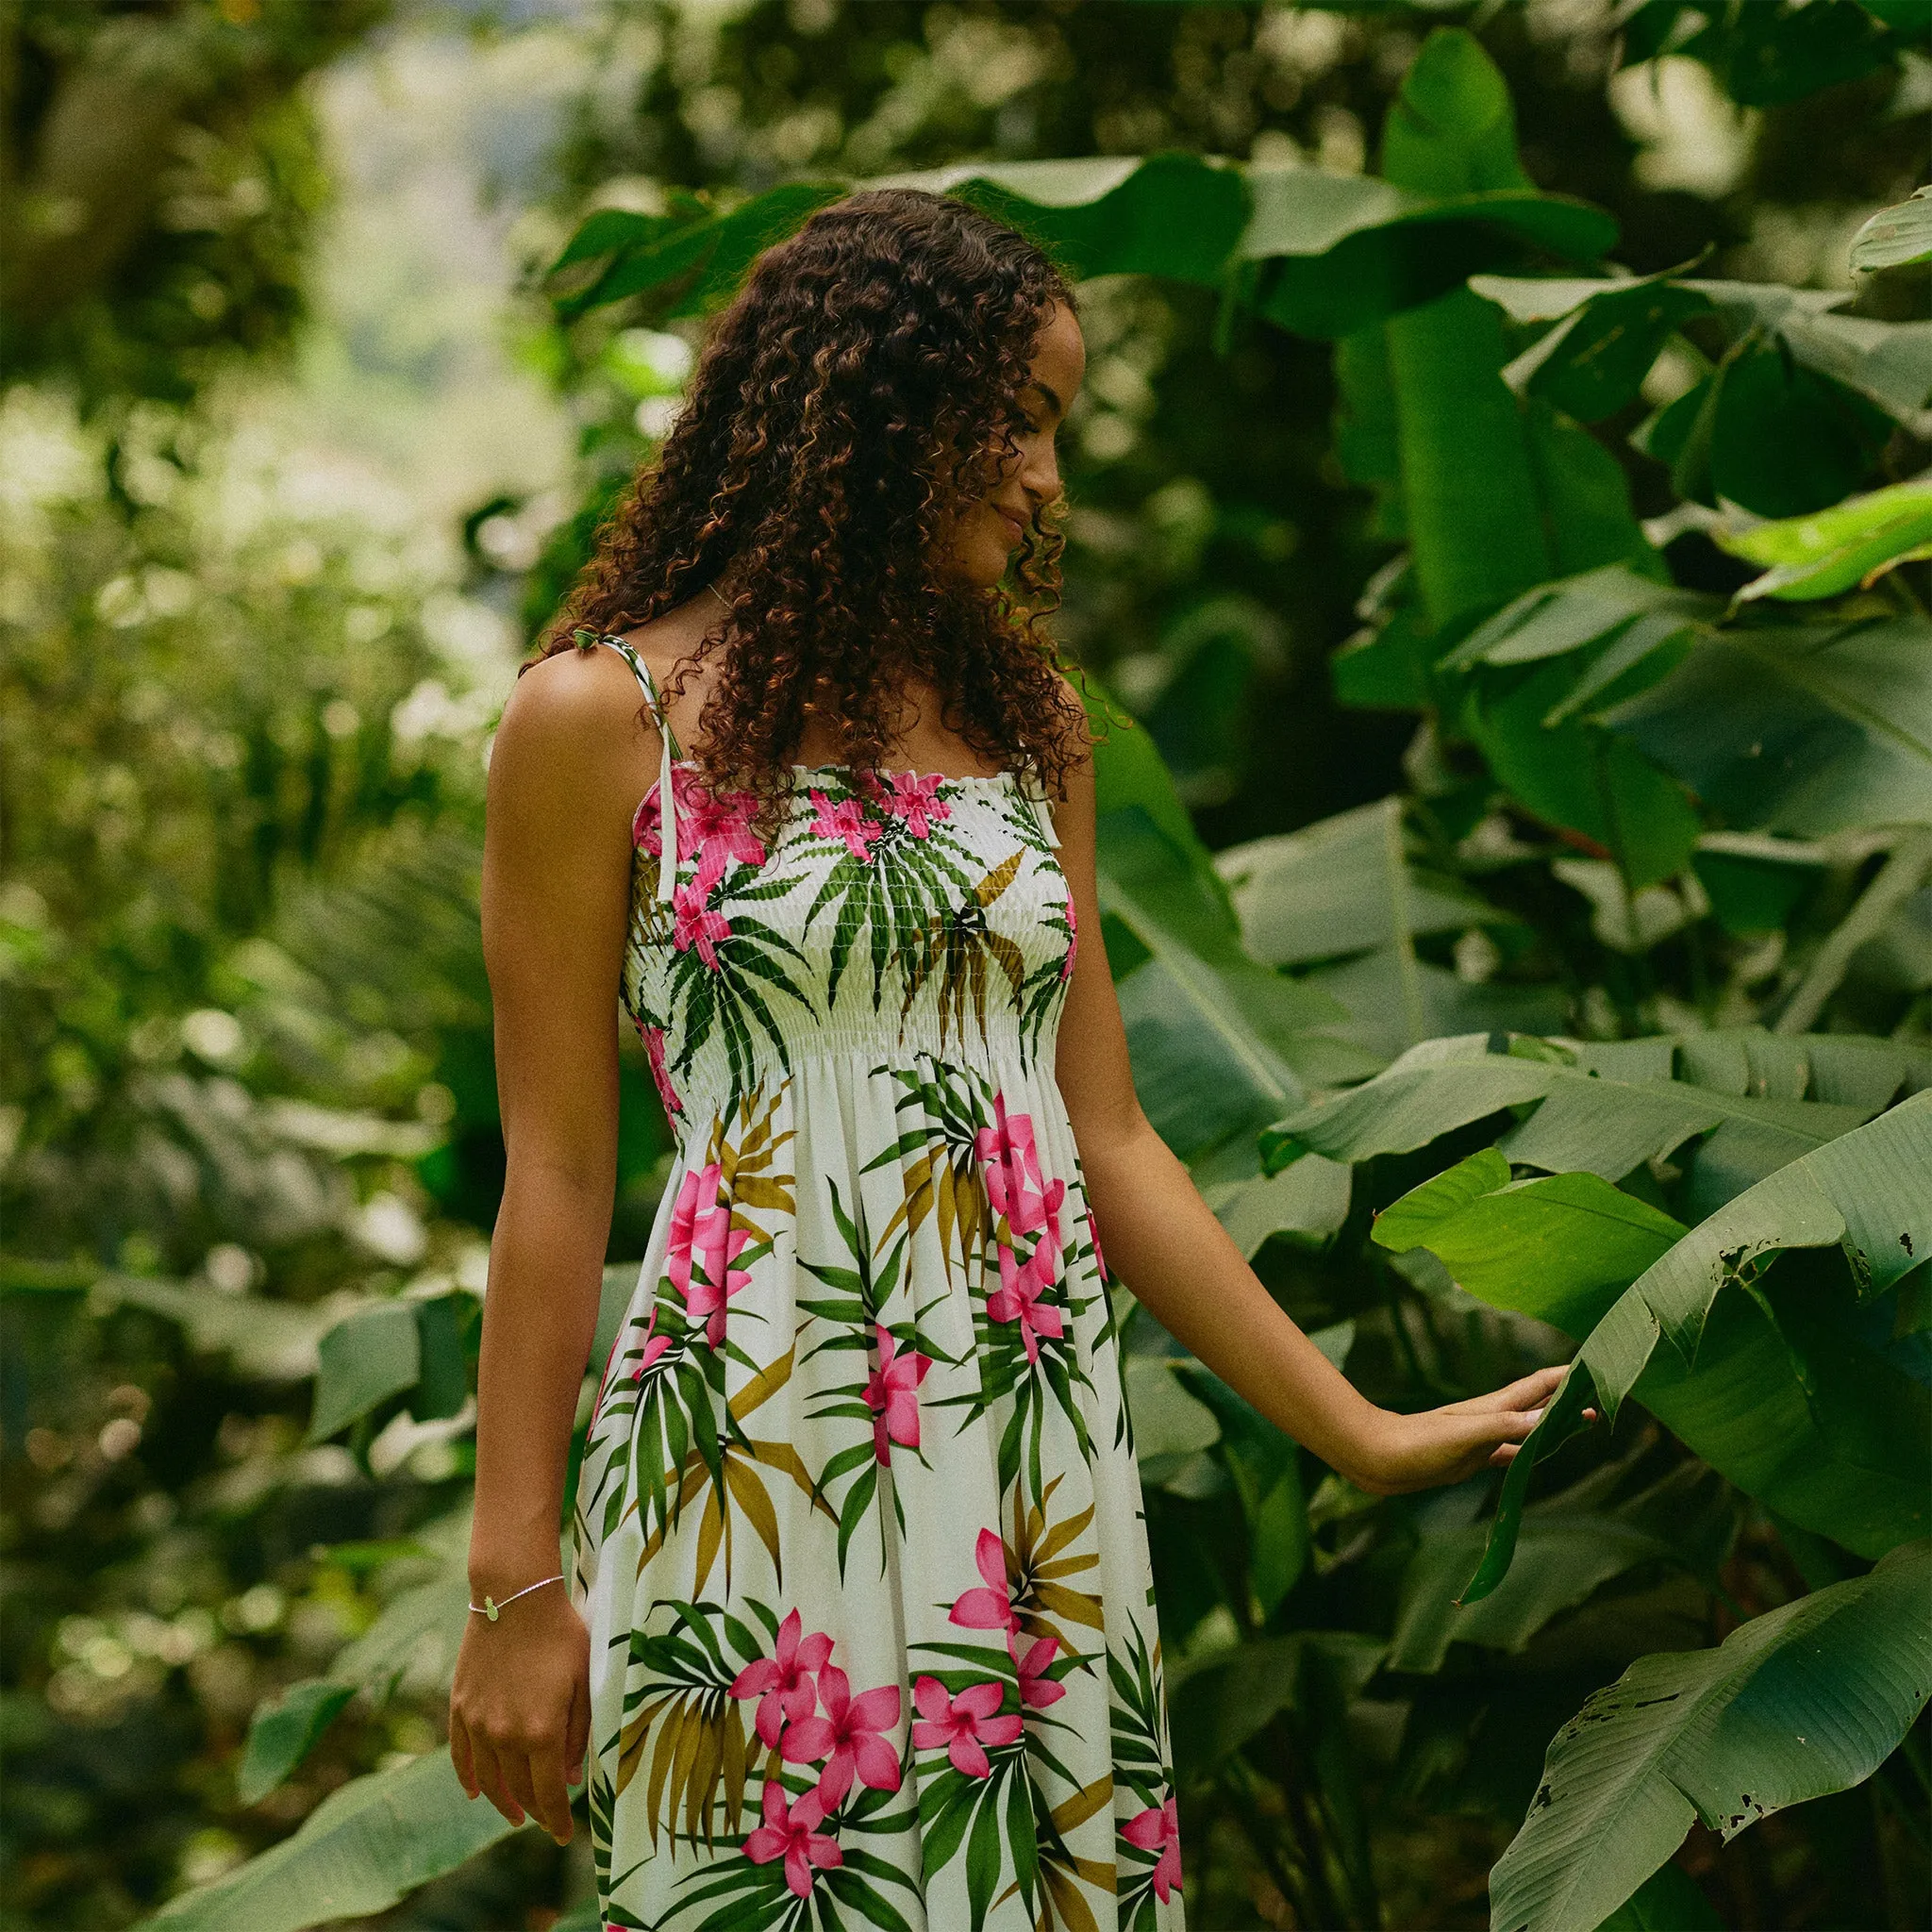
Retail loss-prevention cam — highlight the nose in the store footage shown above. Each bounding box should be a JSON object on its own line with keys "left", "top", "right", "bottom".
{"left": 1021, "top": 438, "right": 1058, "bottom": 508}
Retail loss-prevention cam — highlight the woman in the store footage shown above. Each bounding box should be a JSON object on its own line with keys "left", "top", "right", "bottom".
{"left": 452, "top": 188, "right": 1573, "bottom": 1929}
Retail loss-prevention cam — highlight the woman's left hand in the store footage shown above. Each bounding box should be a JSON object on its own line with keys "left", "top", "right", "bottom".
{"left": 1345, "top": 1364, "right": 1599, "bottom": 1497}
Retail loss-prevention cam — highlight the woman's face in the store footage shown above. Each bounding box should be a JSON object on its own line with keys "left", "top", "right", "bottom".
{"left": 942, "top": 298, "right": 1085, "bottom": 589}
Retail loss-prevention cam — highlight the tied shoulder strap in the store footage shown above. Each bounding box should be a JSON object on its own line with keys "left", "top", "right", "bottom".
{"left": 584, "top": 631, "right": 681, "bottom": 903}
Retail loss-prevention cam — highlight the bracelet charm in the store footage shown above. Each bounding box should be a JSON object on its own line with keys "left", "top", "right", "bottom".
{"left": 468, "top": 1573, "right": 563, "bottom": 1621}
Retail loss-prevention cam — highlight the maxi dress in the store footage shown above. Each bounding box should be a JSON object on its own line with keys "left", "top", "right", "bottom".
{"left": 569, "top": 636, "right": 1185, "bottom": 1932}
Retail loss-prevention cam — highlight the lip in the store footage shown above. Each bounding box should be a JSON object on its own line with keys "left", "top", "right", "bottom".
{"left": 995, "top": 508, "right": 1028, "bottom": 544}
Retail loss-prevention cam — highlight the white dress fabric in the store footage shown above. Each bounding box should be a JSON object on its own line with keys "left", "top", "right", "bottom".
{"left": 570, "top": 635, "right": 1184, "bottom": 1931}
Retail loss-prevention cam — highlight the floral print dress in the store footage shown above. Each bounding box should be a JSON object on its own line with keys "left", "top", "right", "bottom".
{"left": 570, "top": 636, "right": 1184, "bottom": 1931}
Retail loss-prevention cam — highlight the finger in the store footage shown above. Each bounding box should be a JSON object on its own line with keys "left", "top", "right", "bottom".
{"left": 528, "top": 1737, "right": 575, "bottom": 1844}
{"left": 470, "top": 1733, "right": 525, "bottom": 1828}
{"left": 450, "top": 1708, "right": 478, "bottom": 1800}
{"left": 1434, "top": 1364, "right": 1566, "bottom": 1419}
{"left": 1490, "top": 1365, "right": 1570, "bottom": 1411}
{"left": 565, "top": 1672, "right": 591, "bottom": 1789}
{"left": 498, "top": 1737, "right": 541, "bottom": 1828}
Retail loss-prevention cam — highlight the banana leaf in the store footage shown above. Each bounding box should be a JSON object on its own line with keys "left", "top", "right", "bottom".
{"left": 1488, "top": 1538, "right": 1932, "bottom": 1932}
{"left": 1452, "top": 1091, "right": 1932, "bottom": 1606}
{"left": 142, "top": 1751, "right": 519, "bottom": 1932}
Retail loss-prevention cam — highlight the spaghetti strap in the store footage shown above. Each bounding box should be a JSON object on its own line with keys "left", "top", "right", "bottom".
{"left": 580, "top": 629, "right": 680, "bottom": 904}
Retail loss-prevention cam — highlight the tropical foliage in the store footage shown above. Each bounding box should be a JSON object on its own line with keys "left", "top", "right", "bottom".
{"left": 5, "top": 3, "right": 1927, "bottom": 1929}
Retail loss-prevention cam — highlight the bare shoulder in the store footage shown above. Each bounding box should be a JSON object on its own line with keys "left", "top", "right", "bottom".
{"left": 490, "top": 641, "right": 660, "bottom": 818}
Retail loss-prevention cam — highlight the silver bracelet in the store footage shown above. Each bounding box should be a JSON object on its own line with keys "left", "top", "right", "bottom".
{"left": 469, "top": 1573, "right": 563, "bottom": 1622}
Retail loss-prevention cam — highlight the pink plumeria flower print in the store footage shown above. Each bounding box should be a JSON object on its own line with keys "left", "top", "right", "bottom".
{"left": 873, "top": 770, "right": 950, "bottom": 839}
{"left": 949, "top": 1527, "right": 1019, "bottom": 1634}
{"left": 685, "top": 786, "right": 765, "bottom": 871}
{"left": 1008, "top": 1631, "right": 1065, "bottom": 1710}
{"left": 986, "top": 1240, "right": 1066, "bottom": 1363}
{"left": 729, "top": 1609, "right": 835, "bottom": 1749}
{"left": 630, "top": 768, "right": 687, "bottom": 858}
{"left": 862, "top": 1323, "right": 932, "bottom": 1465}
{"left": 671, "top": 845, "right": 731, "bottom": 969}
{"left": 666, "top": 1162, "right": 752, "bottom": 1348}
{"left": 974, "top": 1096, "right": 1065, "bottom": 1244}
{"left": 635, "top": 771, "right": 763, "bottom": 869}
{"left": 1086, "top": 1205, "right": 1108, "bottom": 1283}
{"left": 741, "top": 1777, "right": 842, "bottom": 1899}
{"left": 1123, "top": 1795, "right": 1182, "bottom": 1903}
{"left": 779, "top": 1665, "right": 902, "bottom": 1807}
{"left": 808, "top": 790, "right": 883, "bottom": 862}
{"left": 911, "top": 1676, "right": 1023, "bottom": 1779}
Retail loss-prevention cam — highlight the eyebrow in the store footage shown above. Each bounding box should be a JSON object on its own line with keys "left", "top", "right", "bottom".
{"left": 1028, "top": 379, "right": 1065, "bottom": 420}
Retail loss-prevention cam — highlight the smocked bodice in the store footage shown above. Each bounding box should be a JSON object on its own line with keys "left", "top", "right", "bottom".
{"left": 620, "top": 760, "right": 1076, "bottom": 1135}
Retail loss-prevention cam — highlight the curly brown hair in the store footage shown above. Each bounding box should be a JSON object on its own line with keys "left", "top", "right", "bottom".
{"left": 527, "top": 187, "right": 1088, "bottom": 827}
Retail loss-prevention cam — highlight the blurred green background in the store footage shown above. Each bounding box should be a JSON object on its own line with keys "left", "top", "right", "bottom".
{"left": 3, "top": 2, "right": 1927, "bottom": 1928}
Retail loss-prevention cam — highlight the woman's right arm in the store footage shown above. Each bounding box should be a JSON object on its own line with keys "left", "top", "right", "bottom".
{"left": 448, "top": 647, "right": 650, "bottom": 1845}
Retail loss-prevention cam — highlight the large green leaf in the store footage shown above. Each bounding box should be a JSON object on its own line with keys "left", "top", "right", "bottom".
{"left": 1124, "top": 1356, "right": 1222, "bottom": 1462}
{"left": 1245, "top": 33, "right": 1614, "bottom": 338}
{"left": 1206, "top": 1157, "right": 1354, "bottom": 1260}
{"left": 142, "top": 1751, "right": 519, "bottom": 1932}
{"left": 307, "top": 1300, "right": 421, "bottom": 1445}
{"left": 236, "top": 1681, "right": 358, "bottom": 1807}
{"left": 1390, "top": 1456, "right": 1737, "bottom": 1678}
{"left": 1601, "top": 615, "right": 1932, "bottom": 839}
{"left": 1678, "top": 282, "right": 1932, "bottom": 428}
{"left": 1469, "top": 674, "right": 1703, "bottom": 891}
{"left": 1390, "top": 1516, "right": 1677, "bottom": 1675}
{"left": 1354, "top": 32, "right": 1644, "bottom": 630}
{"left": 1459, "top": 1092, "right": 1932, "bottom": 1605}
{"left": 1267, "top": 1028, "right": 1890, "bottom": 1210}
{"left": 548, "top": 93, "right": 1616, "bottom": 338}
{"left": 1214, "top": 796, "right": 1516, "bottom": 967}
{"left": 1373, "top": 1148, "right": 1687, "bottom": 1340}
{"left": 1374, "top": 1141, "right": 1932, "bottom": 1589}
{"left": 1100, "top": 799, "right": 1378, "bottom": 1166}
{"left": 1211, "top": 792, "right": 1555, "bottom": 1074}
{"left": 1092, "top": 685, "right": 1243, "bottom": 939}
{"left": 891, "top": 151, "right": 1251, "bottom": 288}
{"left": 1473, "top": 272, "right": 1932, "bottom": 436}
{"left": 1713, "top": 475, "right": 1932, "bottom": 603}
{"left": 1441, "top": 563, "right": 1702, "bottom": 683}
{"left": 1630, "top": 1244, "right": 1932, "bottom": 1561}
{"left": 1488, "top": 1538, "right": 1932, "bottom": 1932}
{"left": 1641, "top": 333, "right": 1899, "bottom": 520}
{"left": 1091, "top": 692, "right": 1380, "bottom": 1163}
{"left": 1301, "top": 946, "right": 1572, "bottom": 1064}
{"left": 550, "top": 182, "right": 845, "bottom": 321}
{"left": 1851, "top": 187, "right": 1932, "bottom": 275}
{"left": 1386, "top": 290, "right": 1654, "bottom": 629}
{"left": 1485, "top": 271, "right": 1713, "bottom": 425}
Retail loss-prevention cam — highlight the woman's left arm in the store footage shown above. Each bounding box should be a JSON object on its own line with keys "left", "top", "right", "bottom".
{"left": 1052, "top": 741, "right": 1583, "bottom": 1496}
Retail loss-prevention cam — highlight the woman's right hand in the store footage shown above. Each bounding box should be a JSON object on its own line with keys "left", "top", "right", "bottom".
{"left": 448, "top": 1581, "right": 591, "bottom": 1844}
